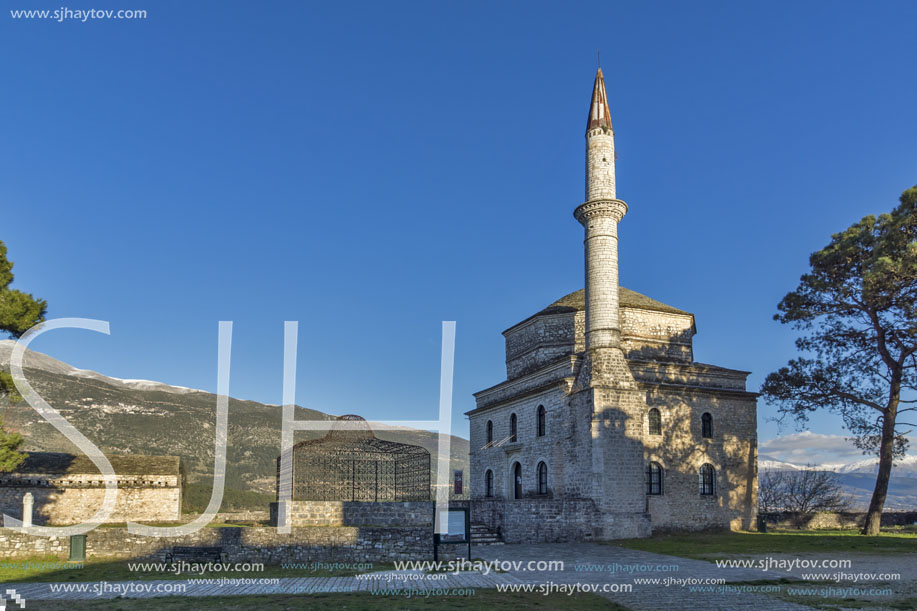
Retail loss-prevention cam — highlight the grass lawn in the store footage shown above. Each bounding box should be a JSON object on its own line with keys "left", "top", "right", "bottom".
{"left": 21, "top": 591, "right": 625, "bottom": 610}
{"left": 0, "top": 556, "right": 395, "bottom": 583}
{"left": 613, "top": 529, "right": 917, "bottom": 559}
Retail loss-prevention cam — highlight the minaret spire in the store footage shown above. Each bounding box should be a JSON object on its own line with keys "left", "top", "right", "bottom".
{"left": 586, "top": 67, "right": 613, "bottom": 134}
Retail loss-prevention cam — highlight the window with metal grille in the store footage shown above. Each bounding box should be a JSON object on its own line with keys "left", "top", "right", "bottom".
{"left": 485, "top": 469, "right": 494, "bottom": 498}
{"left": 537, "top": 405, "right": 546, "bottom": 437}
{"left": 699, "top": 463, "right": 716, "bottom": 496}
{"left": 537, "top": 461, "right": 548, "bottom": 495}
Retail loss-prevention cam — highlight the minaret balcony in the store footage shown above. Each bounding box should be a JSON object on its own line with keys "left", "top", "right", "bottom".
{"left": 574, "top": 198, "right": 628, "bottom": 226}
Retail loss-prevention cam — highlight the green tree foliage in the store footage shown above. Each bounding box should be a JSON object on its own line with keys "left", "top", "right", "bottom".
{"left": 0, "top": 417, "right": 26, "bottom": 472}
{"left": 0, "top": 240, "right": 45, "bottom": 471}
{"left": 761, "top": 185, "right": 917, "bottom": 535}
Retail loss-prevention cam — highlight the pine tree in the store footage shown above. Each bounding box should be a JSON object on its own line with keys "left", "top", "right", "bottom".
{"left": 762, "top": 185, "right": 917, "bottom": 535}
{"left": 0, "top": 240, "right": 46, "bottom": 471}
{"left": 0, "top": 417, "right": 26, "bottom": 472}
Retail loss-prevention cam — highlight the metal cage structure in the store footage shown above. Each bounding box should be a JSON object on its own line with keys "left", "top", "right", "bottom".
{"left": 280, "top": 415, "right": 431, "bottom": 502}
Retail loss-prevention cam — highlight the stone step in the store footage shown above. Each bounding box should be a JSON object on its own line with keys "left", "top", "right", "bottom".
{"left": 469, "top": 522, "right": 503, "bottom": 545}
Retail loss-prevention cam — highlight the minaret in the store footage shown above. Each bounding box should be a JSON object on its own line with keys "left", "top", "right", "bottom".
{"left": 574, "top": 67, "right": 628, "bottom": 354}
{"left": 570, "top": 68, "right": 649, "bottom": 539}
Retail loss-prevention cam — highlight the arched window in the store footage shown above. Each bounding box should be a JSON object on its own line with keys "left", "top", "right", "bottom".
{"left": 701, "top": 413, "right": 713, "bottom": 438}
{"left": 699, "top": 463, "right": 716, "bottom": 496}
{"left": 509, "top": 413, "right": 518, "bottom": 443}
{"left": 486, "top": 420, "right": 493, "bottom": 445}
{"left": 648, "top": 408, "right": 662, "bottom": 436}
{"left": 537, "top": 461, "right": 548, "bottom": 495}
{"left": 485, "top": 469, "right": 494, "bottom": 498}
{"left": 646, "top": 462, "right": 663, "bottom": 495}
{"left": 512, "top": 462, "right": 522, "bottom": 499}
{"left": 536, "top": 405, "right": 546, "bottom": 437}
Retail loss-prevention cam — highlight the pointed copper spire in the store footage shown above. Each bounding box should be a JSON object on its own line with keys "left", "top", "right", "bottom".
{"left": 586, "top": 68, "right": 612, "bottom": 133}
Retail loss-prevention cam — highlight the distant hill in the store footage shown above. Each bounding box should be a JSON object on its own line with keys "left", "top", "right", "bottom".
{"left": 0, "top": 341, "right": 469, "bottom": 510}
{"left": 759, "top": 454, "right": 917, "bottom": 510}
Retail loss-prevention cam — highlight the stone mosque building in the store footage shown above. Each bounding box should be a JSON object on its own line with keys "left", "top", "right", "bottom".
{"left": 466, "top": 69, "right": 758, "bottom": 542}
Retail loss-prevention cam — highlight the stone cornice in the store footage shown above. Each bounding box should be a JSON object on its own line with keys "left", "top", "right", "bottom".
{"left": 469, "top": 355, "right": 580, "bottom": 414}
{"left": 639, "top": 381, "right": 759, "bottom": 399}
{"left": 0, "top": 474, "right": 179, "bottom": 488}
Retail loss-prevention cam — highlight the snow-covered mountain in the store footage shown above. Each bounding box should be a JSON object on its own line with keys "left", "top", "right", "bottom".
{"left": 759, "top": 454, "right": 917, "bottom": 510}
{"left": 834, "top": 455, "right": 917, "bottom": 475}
{"left": 759, "top": 454, "right": 917, "bottom": 475}
{"left": 0, "top": 339, "right": 203, "bottom": 396}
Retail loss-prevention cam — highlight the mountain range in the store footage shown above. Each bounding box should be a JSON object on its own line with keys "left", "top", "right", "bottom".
{"left": 0, "top": 340, "right": 469, "bottom": 511}
{"left": 759, "top": 454, "right": 917, "bottom": 510}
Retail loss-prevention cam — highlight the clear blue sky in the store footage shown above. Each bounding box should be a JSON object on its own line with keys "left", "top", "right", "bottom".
{"left": 2, "top": 1, "right": 915, "bottom": 453}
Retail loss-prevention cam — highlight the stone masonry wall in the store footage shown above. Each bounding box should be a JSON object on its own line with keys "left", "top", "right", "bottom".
{"left": 502, "top": 306, "right": 696, "bottom": 383}
{"left": 470, "top": 386, "right": 577, "bottom": 501}
{"left": 0, "top": 485, "right": 180, "bottom": 525}
{"left": 504, "top": 314, "right": 576, "bottom": 380}
{"left": 467, "top": 498, "right": 600, "bottom": 543}
{"left": 761, "top": 511, "right": 917, "bottom": 530}
{"left": 469, "top": 354, "right": 758, "bottom": 539}
{"left": 270, "top": 501, "right": 433, "bottom": 528}
{"left": 585, "top": 350, "right": 654, "bottom": 539}
{"left": 620, "top": 308, "right": 694, "bottom": 363}
{"left": 501, "top": 498, "right": 601, "bottom": 543}
{"left": 0, "top": 526, "right": 433, "bottom": 563}
{"left": 643, "top": 388, "right": 758, "bottom": 532}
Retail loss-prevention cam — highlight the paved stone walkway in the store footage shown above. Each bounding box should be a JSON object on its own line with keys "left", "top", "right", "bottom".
{"left": 476, "top": 543, "right": 816, "bottom": 610}
{"left": 6, "top": 544, "right": 830, "bottom": 609}
{"left": 717, "top": 552, "right": 917, "bottom": 581}
{"left": 5, "top": 570, "right": 520, "bottom": 601}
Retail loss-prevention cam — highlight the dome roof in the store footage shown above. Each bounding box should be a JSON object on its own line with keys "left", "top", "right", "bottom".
{"left": 504, "top": 287, "right": 691, "bottom": 335}
{"left": 540, "top": 287, "right": 690, "bottom": 316}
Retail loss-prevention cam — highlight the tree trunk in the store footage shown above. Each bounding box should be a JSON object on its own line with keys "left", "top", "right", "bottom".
{"left": 862, "top": 407, "right": 896, "bottom": 535}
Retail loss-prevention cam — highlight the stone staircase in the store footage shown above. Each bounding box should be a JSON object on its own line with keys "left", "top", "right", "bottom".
{"left": 470, "top": 523, "right": 503, "bottom": 546}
